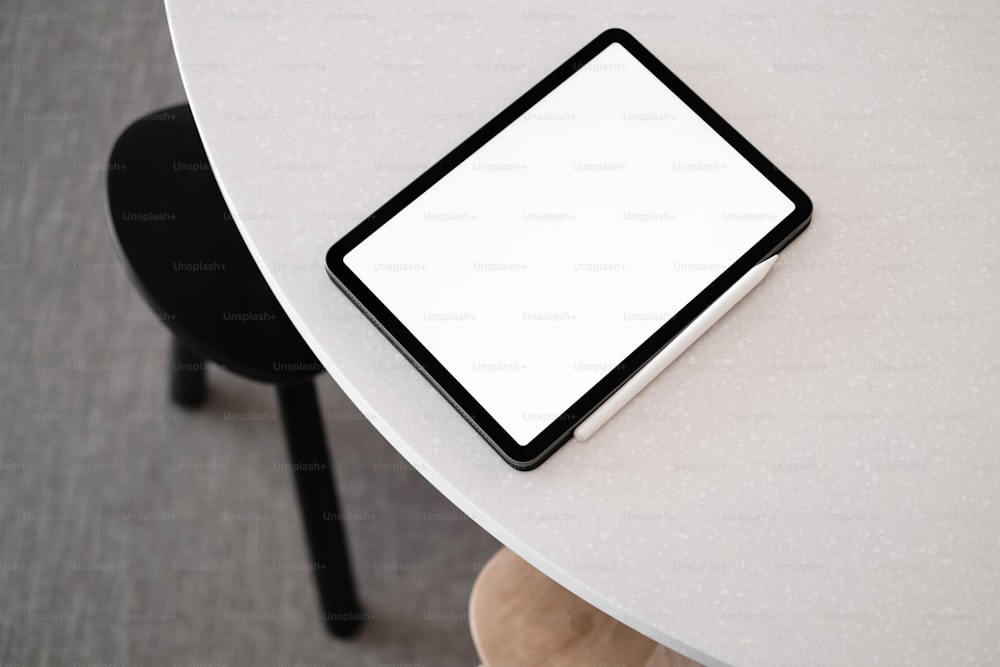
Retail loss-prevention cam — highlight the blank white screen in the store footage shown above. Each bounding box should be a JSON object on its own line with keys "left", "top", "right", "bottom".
{"left": 345, "top": 42, "right": 794, "bottom": 445}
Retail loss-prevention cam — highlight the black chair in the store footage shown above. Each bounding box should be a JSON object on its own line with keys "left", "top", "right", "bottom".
{"left": 105, "top": 104, "right": 362, "bottom": 637}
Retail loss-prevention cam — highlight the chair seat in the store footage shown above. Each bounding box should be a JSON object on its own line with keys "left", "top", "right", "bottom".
{"left": 106, "top": 104, "right": 318, "bottom": 384}
{"left": 469, "top": 548, "right": 703, "bottom": 667}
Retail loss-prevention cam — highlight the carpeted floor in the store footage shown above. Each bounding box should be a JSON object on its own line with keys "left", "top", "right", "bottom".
{"left": 0, "top": 1, "right": 499, "bottom": 664}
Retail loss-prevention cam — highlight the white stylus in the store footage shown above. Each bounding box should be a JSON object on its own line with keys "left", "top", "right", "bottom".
{"left": 573, "top": 255, "right": 779, "bottom": 442}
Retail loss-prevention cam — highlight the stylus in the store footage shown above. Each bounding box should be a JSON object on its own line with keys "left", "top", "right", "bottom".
{"left": 573, "top": 255, "right": 779, "bottom": 442}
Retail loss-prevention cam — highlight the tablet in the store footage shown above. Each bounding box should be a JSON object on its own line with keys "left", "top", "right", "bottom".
{"left": 326, "top": 28, "right": 812, "bottom": 470}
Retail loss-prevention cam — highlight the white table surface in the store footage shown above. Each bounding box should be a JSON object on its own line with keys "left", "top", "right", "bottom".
{"left": 165, "top": 2, "right": 1000, "bottom": 665}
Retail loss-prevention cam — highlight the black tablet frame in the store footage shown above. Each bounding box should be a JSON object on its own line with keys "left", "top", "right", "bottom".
{"left": 326, "top": 28, "right": 812, "bottom": 470}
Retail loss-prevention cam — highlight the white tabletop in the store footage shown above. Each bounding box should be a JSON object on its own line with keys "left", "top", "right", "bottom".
{"left": 165, "top": 2, "right": 1000, "bottom": 665}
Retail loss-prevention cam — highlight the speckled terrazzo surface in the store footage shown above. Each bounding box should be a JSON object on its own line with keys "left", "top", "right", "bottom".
{"left": 166, "top": 1, "right": 1000, "bottom": 665}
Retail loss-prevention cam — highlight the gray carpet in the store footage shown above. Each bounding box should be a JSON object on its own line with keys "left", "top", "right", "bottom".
{"left": 0, "top": 1, "right": 499, "bottom": 664}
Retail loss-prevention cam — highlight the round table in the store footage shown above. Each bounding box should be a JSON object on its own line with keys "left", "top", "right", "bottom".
{"left": 165, "top": 2, "right": 1000, "bottom": 664}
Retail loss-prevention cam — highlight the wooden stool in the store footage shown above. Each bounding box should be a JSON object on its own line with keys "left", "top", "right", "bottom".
{"left": 469, "top": 548, "right": 703, "bottom": 667}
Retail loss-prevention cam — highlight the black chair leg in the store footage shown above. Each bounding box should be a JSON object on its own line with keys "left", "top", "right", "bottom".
{"left": 170, "top": 337, "right": 207, "bottom": 407}
{"left": 276, "top": 379, "right": 363, "bottom": 638}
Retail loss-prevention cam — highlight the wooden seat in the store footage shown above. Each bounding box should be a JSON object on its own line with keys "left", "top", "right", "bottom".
{"left": 469, "top": 548, "right": 703, "bottom": 667}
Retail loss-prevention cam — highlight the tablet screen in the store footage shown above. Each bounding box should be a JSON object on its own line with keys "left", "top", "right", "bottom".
{"left": 344, "top": 41, "right": 795, "bottom": 446}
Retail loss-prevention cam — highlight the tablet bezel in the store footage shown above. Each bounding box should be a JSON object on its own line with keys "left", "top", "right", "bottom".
{"left": 326, "top": 27, "right": 812, "bottom": 470}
